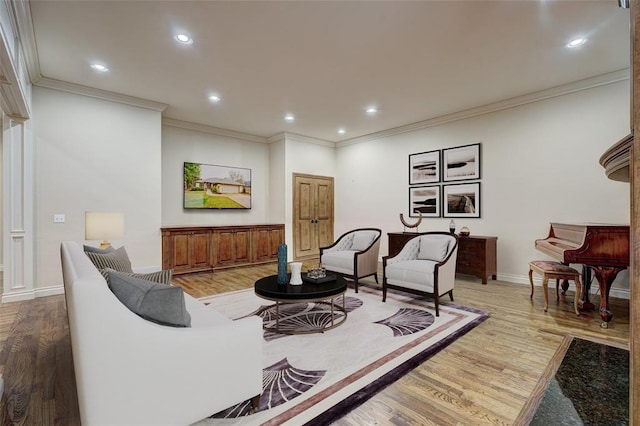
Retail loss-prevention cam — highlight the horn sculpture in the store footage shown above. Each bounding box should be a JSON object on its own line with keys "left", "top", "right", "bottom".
{"left": 400, "top": 211, "right": 422, "bottom": 231}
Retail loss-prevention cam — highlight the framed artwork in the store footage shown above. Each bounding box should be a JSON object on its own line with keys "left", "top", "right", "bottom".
{"left": 183, "top": 162, "right": 252, "bottom": 209}
{"left": 443, "top": 182, "right": 481, "bottom": 218}
{"left": 443, "top": 143, "right": 481, "bottom": 181}
{"left": 409, "top": 185, "right": 441, "bottom": 217}
{"left": 409, "top": 150, "right": 440, "bottom": 185}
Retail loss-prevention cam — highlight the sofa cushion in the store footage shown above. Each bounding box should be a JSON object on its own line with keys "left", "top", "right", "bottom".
{"left": 83, "top": 244, "right": 115, "bottom": 254}
{"left": 351, "top": 231, "right": 376, "bottom": 251}
{"left": 385, "top": 259, "right": 437, "bottom": 291}
{"left": 101, "top": 268, "right": 173, "bottom": 285}
{"left": 107, "top": 270, "right": 191, "bottom": 327}
{"left": 85, "top": 246, "right": 133, "bottom": 273}
{"left": 322, "top": 250, "right": 357, "bottom": 274}
{"left": 417, "top": 236, "right": 451, "bottom": 262}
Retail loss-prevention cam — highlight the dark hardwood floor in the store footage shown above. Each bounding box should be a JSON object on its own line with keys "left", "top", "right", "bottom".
{"left": 0, "top": 263, "right": 630, "bottom": 425}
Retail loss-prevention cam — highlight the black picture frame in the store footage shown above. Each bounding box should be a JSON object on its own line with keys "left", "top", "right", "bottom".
{"left": 443, "top": 182, "right": 481, "bottom": 218}
{"left": 409, "top": 149, "right": 440, "bottom": 185}
{"left": 409, "top": 185, "right": 441, "bottom": 218}
{"left": 442, "top": 143, "right": 481, "bottom": 182}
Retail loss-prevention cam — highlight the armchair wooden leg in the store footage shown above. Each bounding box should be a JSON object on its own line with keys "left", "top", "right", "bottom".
{"left": 374, "top": 273, "right": 379, "bottom": 284}
{"left": 448, "top": 290, "right": 454, "bottom": 301}
{"left": 354, "top": 277, "right": 359, "bottom": 293}
{"left": 382, "top": 284, "right": 387, "bottom": 302}
{"left": 434, "top": 296, "right": 439, "bottom": 317}
{"left": 250, "top": 394, "right": 261, "bottom": 413}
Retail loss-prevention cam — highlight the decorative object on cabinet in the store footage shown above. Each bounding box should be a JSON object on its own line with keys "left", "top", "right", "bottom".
{"left": 183, "top": 162, "right": 251, "bottom": 209}
{"left": 399, "top": 211, "right": 422, "bottom": 232}
{"left": 409, "top": 185, "right": 441, "bottom": 217}
{"left": 455, "top": 235, "right": 497, "bottom": 284}
{"left": 459, "top": 226, "right": 470, "bottom": 237}
{"left": 409, "top": 149, "right": 440, "bottom": 184}
{"left": 161, "top": 224, "right": 284, "bottom": 274}
{"left": 443, "top": 182, "right": 481, "bottom": 218}
{"left": 442, "top": 143, "right": 481, "bottom": 181}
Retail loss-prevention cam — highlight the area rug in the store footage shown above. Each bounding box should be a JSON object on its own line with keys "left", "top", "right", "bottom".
{"left": 191, "top": 286, "right": 489, "bottom": 426}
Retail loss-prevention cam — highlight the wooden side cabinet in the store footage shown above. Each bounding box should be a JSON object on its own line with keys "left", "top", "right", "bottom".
{"left": 456, "top": 235, "right": 497, "bottom": 284}
{"left": 162, "top": 224, "right": 285, "bottom": 275}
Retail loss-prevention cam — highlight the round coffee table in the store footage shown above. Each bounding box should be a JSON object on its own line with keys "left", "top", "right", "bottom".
{"left": 254, "top": 274, "right": 348, "bottom": 334}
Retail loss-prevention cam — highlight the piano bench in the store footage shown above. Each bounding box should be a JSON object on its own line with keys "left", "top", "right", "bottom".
{"left": 528, "top": 261, "right": 582, "bottom": 316}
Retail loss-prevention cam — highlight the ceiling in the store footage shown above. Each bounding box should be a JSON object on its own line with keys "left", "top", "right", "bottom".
{"left": 26, "top": 0, "right": 631, "bottom": 143}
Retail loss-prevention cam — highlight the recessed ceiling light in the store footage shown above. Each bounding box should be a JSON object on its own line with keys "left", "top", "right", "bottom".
{"left": 90, "top": 63, "right": 109, "bottom": 72}
{"left": 566, "top": 38, "right": 587, "bottom": 48}
{"left": 208, "top": 94, "right": 221, "bottom": 103}
{"left": 337, "top": 128, "right": 346, "bottom": 135}
{"left": 284, "top": 114, "right": 295, "bottom": 122}
{"left": 175, "top": 34, "right": 193, "bottom": 44}
{"left": 366, "top": 106, "right": 378, "bottom": 115}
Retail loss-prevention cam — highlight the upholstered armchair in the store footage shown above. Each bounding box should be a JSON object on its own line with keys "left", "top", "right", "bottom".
{"left": 382, "top": 232, "right": 458, "bottom": 316}
{"left": 320, "top": 228, "right": 382, "bottom": 293}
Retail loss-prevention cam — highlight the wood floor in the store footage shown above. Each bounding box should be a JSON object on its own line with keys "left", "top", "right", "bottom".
{"left": 0, "top": 263, "right": 630, "bottom": 425}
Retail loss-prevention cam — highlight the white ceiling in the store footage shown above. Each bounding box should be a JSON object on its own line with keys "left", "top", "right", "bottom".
{"left": 27, "top": 0, "right": 631, "bottom": 142}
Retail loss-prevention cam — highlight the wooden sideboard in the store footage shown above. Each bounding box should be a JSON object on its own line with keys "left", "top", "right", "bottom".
{"left": 162, "top": 224, "right": 285, "bottom": 274}
{"left": 456, "top": 235, "right": 497, "bottom": 285}
{"left": 387, "top": 232, "right": 497, "bottom": 284}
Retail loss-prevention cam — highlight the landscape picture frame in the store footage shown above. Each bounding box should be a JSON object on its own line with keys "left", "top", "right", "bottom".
{"left": 409, "top": 185, "right": 441, "bottom": 218}
{"left": 443, "top": 182, "right": 481, "bottom": 218}
{"left": 183, "top": 161, "right": 252, "bottom": 209}
{"left": 443, "top": 143, "right": 481, "bottom": 181}
{"left": 409, "top": 149, "right": 440, "bottom": 185}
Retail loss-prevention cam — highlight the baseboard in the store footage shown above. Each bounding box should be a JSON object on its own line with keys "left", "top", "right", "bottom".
{"left": 496, "top": 273, "right": 630, "bottom": 300}
{"left": 1, "top": 285, "right": 64, "bottom": 303}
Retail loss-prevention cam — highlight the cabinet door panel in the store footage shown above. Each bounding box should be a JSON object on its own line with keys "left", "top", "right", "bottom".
{"left": 235, "top": 231, "right": 250, "bottom": 262}
{"left": 190, "top": 233, "right": 210, "bottom": 268}
{"left": 217, "top": 232, "right": 235, "bottom": 264}
{"left": 172, "top": 234, "right": 191, "bottom": 270}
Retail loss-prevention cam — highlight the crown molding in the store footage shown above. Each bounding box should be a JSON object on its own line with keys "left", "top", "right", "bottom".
{"left": 34, "top": 77, "right": 168, "bottom": 111}
{"left": 11, "top": 0, "right": 41, "bottom": 83}
{"left": 337, "top": 68, "right": 631, "bottom": 148}
{"left": 268, "top": 131, "right": 335, "bottom": 147}
{"left": 0, "top": 14, "right": 30, "bottom": 119}
{"left": 162, "top": 117, "right": 267, "bottom": 143}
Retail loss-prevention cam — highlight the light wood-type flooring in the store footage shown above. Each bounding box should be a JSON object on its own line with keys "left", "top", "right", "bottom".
{"left": 0, "top": 263, "right": 630, "bottom": 425}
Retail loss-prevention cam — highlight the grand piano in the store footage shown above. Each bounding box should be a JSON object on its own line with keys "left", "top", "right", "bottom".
{"left": 535, "top": 222, "right": 630, "bottom": 327}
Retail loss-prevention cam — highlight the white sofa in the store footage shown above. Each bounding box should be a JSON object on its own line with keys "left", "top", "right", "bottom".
{"left": 60, "top": 241, "right": 263, "bottom": 426}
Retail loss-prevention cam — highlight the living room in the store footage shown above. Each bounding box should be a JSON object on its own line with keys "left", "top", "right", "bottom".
{"left": 1, "top": 1, "right": 637, "bottom": 424}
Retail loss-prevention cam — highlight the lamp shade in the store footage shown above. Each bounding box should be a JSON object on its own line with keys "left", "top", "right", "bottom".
{"left": 85, "top": 212, "right": 124, "bottom": 248}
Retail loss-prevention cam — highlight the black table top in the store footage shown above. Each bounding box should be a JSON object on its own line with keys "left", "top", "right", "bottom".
{"left": 254, "top": 274, "right": 347, "bottom": 300}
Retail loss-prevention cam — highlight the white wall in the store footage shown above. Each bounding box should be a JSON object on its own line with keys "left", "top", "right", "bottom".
{"left": 336, "top": 81, "right": 631, "bottom": 293}
{"left": 161, "top": 125, "right": 270, "bottom": 226}
{"left": 34, "top": 87, "right": 162, "bottom": 287}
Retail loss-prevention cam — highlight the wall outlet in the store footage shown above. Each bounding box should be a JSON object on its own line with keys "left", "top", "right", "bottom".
{"left": 53, "top": 214, "right": 65, "bottom": 223}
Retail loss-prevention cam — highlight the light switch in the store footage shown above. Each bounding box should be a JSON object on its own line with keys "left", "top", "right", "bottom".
{"left": 53, "top": 214, "right": 65, "bottom": 223}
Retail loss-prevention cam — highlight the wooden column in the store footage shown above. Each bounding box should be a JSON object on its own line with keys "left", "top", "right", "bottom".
{"left": 631, "top": 2, "right": 640, "bottom": 424}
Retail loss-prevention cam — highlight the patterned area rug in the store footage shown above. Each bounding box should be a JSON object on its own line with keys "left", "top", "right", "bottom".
{"left": 191, "top": 286, "right": 489, "bottom": 426}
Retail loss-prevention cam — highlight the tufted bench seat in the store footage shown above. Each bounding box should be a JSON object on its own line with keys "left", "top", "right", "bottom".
{"left": 528, "top": 260, "right": 582, "bottom": 316}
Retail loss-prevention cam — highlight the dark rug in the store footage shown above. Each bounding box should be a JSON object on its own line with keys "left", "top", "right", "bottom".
{"left": 530, "top": 338, "right": 629, "bottom": 425}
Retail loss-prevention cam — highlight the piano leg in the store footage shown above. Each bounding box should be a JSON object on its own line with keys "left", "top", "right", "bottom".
{"left": 588, "top": 266, "right": 626, "bottom": 328}
{"left": 581, "top": 266, "right": 595, "bottom": 311}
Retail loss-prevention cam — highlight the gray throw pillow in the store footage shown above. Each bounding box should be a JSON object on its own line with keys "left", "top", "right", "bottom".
{"left": 83, "top": 244, "right": 116, "bottom": 254}
{"left": 107, "top": 270, "right": 191, "bottom": 328}
{"left": 101, "top": 267, "right": 173, "bottom": 286}
{"left": 85, "top": 246, "right": 133, "bottom": 273}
